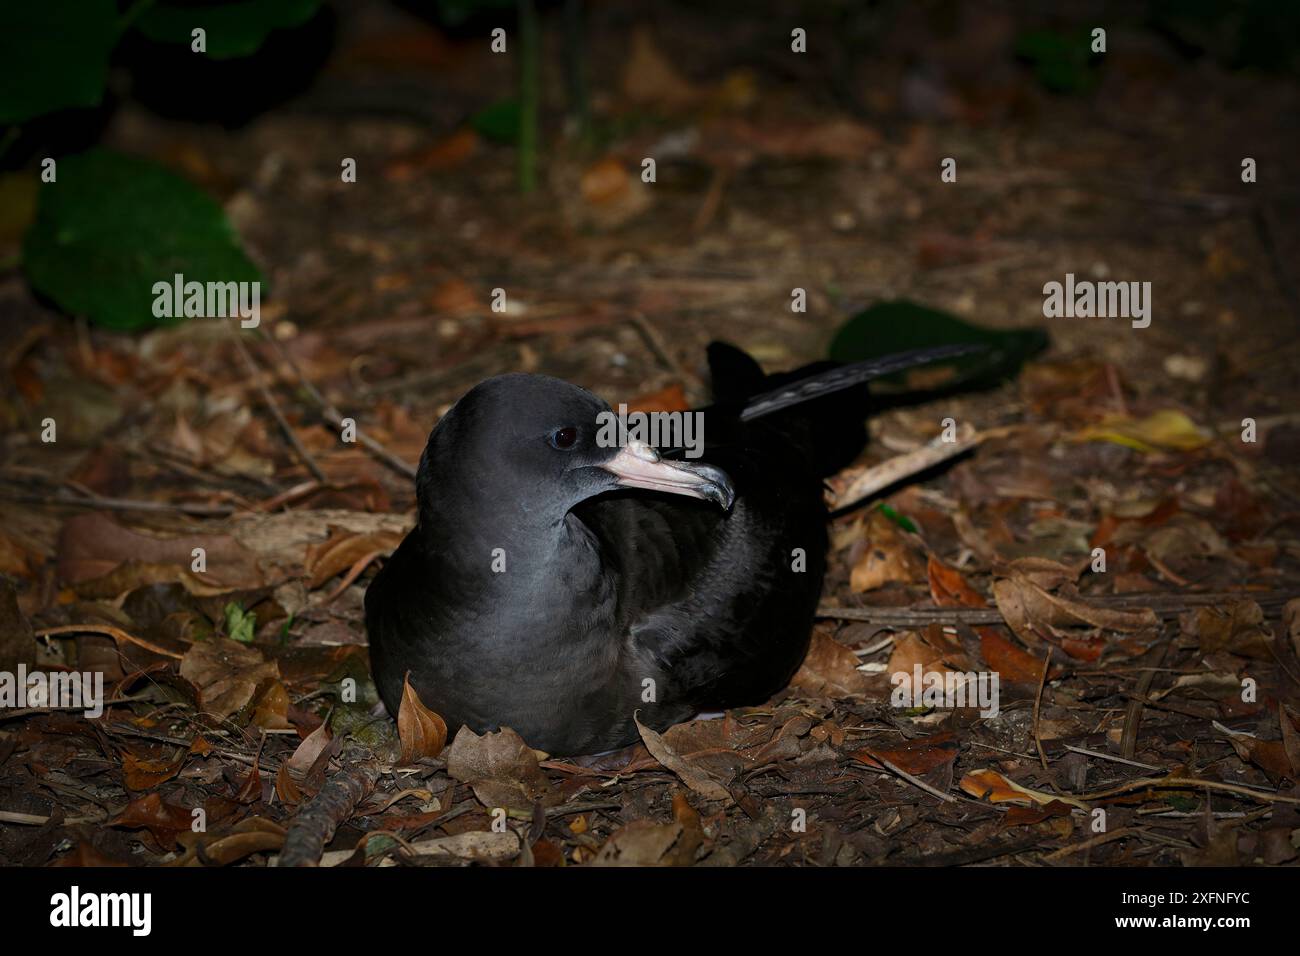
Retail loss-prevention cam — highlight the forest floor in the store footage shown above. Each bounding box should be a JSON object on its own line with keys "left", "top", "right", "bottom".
{"left": 2, "top": 2, "right": 1299, "bottom": 866}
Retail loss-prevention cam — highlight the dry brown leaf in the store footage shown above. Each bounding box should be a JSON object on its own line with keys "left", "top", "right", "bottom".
{"left": 927, "top": 556, "right": 986, "bottom": 607}
{"left": 304, "top": 527, "right": 403, "bottom": 590}
{"left": 855, "top": 730, "right": 958, "bottom": 775}
{"left": 959, "top": 769, "right": 1087, "bottom": 809}
{"left": 285, "top": 722, "right": 333, "bottom": 775}
{"left": 178, "top": 638, "right": 279, "bottom": 721}
{"left": 1285, "top": 599, "right": 1300, "bottom": 658}
{"left": 397, "top": 673, "right": 448, "bottom": 765}
{"left": 790, "top": 628, "right": 872, "bottom": 698}
{"left": 591, "top": 818, "right": 698, "bottom": 867}
{"left": 979, "top": 630, "right": 1051, "bottom": 684}
{"left": 109, "top": 793, "right": 194, "bottom": 847}
{"left": 444, "top": 725, "right": 556, "bottom": 811}
{"left": 1180, "top": 601, "right": 1274, "bottom": 660}
{"left": 121, "top": 751, "right": 185, "bottom": 792}
{"left": 993, "top": 573, "right": 1158, "bottom": 647}
{"left": 634, "top": 713, "right": 731, "bottom": 802}
{"left": 849, "top": 511, "right": 924, "bottom": 592}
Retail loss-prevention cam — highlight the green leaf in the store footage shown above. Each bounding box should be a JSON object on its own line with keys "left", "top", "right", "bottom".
{"left": 22, "top": 149, "right": 263, "bottom": 330}
{"left": 137, "top": 0, "right": 322, "bottom": 59}
{"left": 223, "top": 602, "right": 257, "bottom": 644}
{"left": 876, "top": 503, "right": 917, "bottom": 534}
{"left": 470, "top": 98, "right": 521, "bottom": 145}
{"left": 0, "top": 0, "right": 118, "bottom": 123}
{"left": 828, "top": 300, "right": 1047, "bottom": 391}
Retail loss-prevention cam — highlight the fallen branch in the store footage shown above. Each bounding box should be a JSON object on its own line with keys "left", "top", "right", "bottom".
{"left": 817, "top": 589, "right": 1296, "bottom": 627}
{"left": 278, "top": 741, "right": 381, "bottom": 867}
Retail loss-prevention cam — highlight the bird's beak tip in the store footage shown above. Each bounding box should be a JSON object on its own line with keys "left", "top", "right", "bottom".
{"left": 600, "top": 446, "right": 735, "bottom": 512}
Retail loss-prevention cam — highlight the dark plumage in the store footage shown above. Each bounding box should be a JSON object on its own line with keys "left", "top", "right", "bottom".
{"left": 366, "top": 343, "right": 969, "bottom": 755}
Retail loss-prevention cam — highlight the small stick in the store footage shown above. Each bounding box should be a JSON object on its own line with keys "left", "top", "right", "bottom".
{"left": 1062, "top": 745, "right": 1163, "bottom": 772}
{"left": 0, "top": 487, "right": 235, "bottom": 517}
{"left": 0, "top": 810, "right": 104, "bottom": 826}
{"left": 229, "top": 330, "right": 327, "bottom": 483}
{"left": 877, "top": 758, "right": 957, "bottom": 804}
{"left": 1077, "top": 776, "right": 1300, "bottom": 806}
{"left": 1042, "top": 827, "right": 1136, "bottom": 862}
{"left": 1033, "top": 651, "right": 1051, "bottom": 772}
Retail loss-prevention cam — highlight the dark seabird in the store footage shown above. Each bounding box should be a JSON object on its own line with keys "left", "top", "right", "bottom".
{"left": 366, "top": 343, "right": 970, "bottom": 755}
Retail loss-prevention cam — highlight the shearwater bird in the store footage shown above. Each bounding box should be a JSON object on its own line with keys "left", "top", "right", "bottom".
{"left": 366, "top": 343, "right": 972, "bottom": 755}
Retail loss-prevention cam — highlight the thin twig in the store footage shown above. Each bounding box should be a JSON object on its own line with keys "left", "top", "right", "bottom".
{"left": 877, "top": 758, "right": 957, "bottom": 804}
{"left": 0, "top": 486, "right": 235, "bottom": 517}
{"left": 1077, "top": 776, "right": 1300, "bottom": 806}
{"left": 1062, "top": 745, "right": 1163, "bottom": 772}
{"left": 229, "top": 330, "right": 327, "bottom": 483}
{"left": 257, "top": 329, "right": 417, "bottom": 479}
{"left": 1032, "top": 651, "right": 1051, "bottom": 772}
{"left": 1041, "top": 827, "right": 1136, "bottom": 862}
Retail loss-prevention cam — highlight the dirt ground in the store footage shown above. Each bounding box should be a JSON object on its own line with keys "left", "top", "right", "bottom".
{"left": 1, "top": 1, "right": 1299, "bottom": 867}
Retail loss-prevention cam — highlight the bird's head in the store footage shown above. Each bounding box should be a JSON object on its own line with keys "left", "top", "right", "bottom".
{"left": 415, "top": 374, "right": 735, "bottom": 530}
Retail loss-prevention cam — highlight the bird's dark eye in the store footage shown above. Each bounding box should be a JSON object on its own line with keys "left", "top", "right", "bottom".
{"left": 550, "top": 426, "right": 578, "bottom": 449}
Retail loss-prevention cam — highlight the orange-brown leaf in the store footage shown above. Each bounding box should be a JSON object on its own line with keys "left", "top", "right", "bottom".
{"left": 397, "top": 673, "right": 448, "bottom": 765}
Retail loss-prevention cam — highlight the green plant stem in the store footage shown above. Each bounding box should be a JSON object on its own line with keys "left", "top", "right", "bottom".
{"left": 517, "top": 0, "right": 539, "bottom": 194}
{"left": 563, "top": 0, "right": 589, "bottom": 139}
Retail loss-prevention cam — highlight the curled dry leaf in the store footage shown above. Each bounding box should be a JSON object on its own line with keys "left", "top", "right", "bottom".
{"left": 635, "top": 713, "right": 731, "bottom": 802}
{"left": 959, "top": 769, "right": 1088, "bottom": 810}
{"left": 1074, "top": 409, "right": 1211, "bottom": 453}
{"left": 397, "top": 673, "right": 448, "bottom": 764}
{"left": 993, "top": 568, "right": 1158, "bottom": 649}
{"left": 303, "top": 527, "right": 403, "bottom": 590}
{"left": 592, "top": 816, "right": 701, "bottom": 867}
{"left": 109, "top": 792, "right": 194, "bottom": 847}
{"left": 285, "top": 721, "right": 333, "bottom": 775}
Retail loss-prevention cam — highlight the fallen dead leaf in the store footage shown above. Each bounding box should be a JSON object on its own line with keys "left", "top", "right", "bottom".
{"left": 445, "top": 726, "right": 556, "bottom": 811}
{"left": 635, "top": 713, "right": 731, "bottom": 802}
{"left": 960, "top": 768, "right": 1088, "bottom": 810}
{"left": 178, "top": 638, "right": 280, "bottom": 721}
{"left": 397, "top": 673, "right": 448, "bottom": 764}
